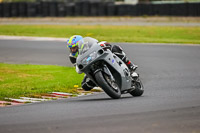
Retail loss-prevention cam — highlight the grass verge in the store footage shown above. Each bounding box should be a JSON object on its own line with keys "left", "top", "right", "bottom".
{"left": 0, "top": 25, "right": 200, "bottom": 44}
{"left": 0, "top": 63, "right": 84, "bottom": 100}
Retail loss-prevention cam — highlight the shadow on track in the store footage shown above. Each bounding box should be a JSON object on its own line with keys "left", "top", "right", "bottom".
{"left": 73, "top": 95, "right": 138, "bottom": 102}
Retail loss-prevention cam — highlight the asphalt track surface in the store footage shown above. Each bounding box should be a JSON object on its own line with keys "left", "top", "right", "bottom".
{"left": 0, "top": 39, "right": 200, "bottom": 133}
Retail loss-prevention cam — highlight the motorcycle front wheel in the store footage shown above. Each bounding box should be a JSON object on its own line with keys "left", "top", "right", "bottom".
{"left": 95, "top": 71, "right": 121, "bottom": 99}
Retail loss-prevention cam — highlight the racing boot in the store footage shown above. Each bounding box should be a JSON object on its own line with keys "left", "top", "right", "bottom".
{"left": 81, "top": 75, "right": 96, "bottom": 91}
{"left": 126, "top": 61, "right": 139, "bottom": 81}
{"left": 126, "top": 61, "right": 138, "bottom": 73}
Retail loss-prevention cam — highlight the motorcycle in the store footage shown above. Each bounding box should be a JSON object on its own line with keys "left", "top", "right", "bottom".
{"left": 76, "top": 40, "right": 144, "bottom": 99}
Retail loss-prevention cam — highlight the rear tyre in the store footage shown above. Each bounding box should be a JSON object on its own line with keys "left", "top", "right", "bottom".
{"left": 129, "top": 78, "right": 144, "bottom": 97}
{"left": 95, "top": 71, "right": 121, "bottom": 99}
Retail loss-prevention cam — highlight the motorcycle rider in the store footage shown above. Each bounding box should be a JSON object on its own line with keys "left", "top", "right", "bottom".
{"left": 67, "top": 35, "right": 138, "bottom": 91}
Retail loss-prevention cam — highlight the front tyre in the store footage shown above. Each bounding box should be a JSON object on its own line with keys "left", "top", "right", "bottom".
{"left": 129, "top": 78, "right": 144, "bottom": 97}
{"left": 95, "top": 71, "right": 121, "bottom": 99}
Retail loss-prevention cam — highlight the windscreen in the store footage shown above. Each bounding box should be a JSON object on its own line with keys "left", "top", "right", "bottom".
{"left": 78, "top": 38, "right": 98, "bottom": 55}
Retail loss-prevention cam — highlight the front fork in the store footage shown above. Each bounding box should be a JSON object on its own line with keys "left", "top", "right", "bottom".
{"left": 88, "top": 62, "right": 111, "bottom": 85}
{"left": 102, "top": 65, "right": 115, "bottom": 82}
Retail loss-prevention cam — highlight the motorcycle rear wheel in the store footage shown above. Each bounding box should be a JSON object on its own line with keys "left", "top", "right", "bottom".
{"left": 95, "top": 71, "right": 121, "bottom": 99}
{"left": 129, "top": 78, "right": 144, "bottom": 97}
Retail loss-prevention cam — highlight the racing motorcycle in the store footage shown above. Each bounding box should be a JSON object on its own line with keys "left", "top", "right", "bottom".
{"left": 76, "top": 40, "right": 144, "bottom": 99}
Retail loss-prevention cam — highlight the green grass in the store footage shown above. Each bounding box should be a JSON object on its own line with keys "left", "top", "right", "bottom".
{"left": 0, "top": 25, "right": 200, "bottom": 44}
{"left": 0, "top": 63, "right": 84, "bottom": 100}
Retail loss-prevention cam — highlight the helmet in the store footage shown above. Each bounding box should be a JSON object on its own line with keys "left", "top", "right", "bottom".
{"left": 67, "top": 35, "right": 83, "bottom": 57}
{"left": 67, "top": 35, "right": 83, "bottom": 48}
